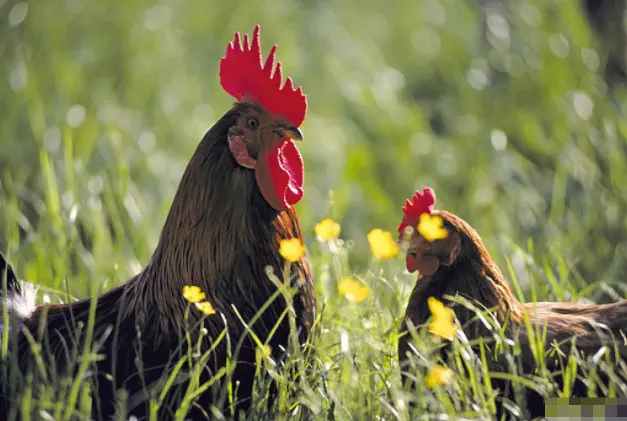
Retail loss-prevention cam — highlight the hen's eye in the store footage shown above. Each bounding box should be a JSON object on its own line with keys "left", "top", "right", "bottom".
{"left": 247, "top": 118, "right": 259, "bottom": 129}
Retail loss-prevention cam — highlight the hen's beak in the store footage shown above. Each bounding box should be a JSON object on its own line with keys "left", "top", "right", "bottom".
{"left": 283, "top": 126, "right": 303, "bottom": 141}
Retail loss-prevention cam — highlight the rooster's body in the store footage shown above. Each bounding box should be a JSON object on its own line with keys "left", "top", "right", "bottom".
{"left": 0, "top": 26, "right": 316, "bottom": 421}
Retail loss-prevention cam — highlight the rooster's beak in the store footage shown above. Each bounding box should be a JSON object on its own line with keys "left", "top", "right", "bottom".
{"left": 283, "top": 126, "right": 303, "bottom": 141}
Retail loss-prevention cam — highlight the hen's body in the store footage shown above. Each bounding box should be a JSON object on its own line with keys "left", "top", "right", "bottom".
{"left": 1, "top": 107, "right": 316, "bottom": 420}
{"left": 399, "top": 210, "right": 627, "bottom": 420}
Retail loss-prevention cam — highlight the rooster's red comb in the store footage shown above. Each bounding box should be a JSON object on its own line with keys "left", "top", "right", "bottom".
{"left": 219, "top": 25, "right": 307, "bottom": 127}
{"left": 398, "top": 187, "right": 436, "bottom": 234}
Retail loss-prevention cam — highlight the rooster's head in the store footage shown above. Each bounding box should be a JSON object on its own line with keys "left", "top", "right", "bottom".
{"left": 219, "top": 25, "right": 307, "bottom": 212}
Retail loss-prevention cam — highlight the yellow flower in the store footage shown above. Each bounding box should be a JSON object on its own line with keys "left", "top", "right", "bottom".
{"left": 426, "top": 365, "right": 453, "bottom": 389}
{"left": 418, "top": 213, "right": 448, "bottom": 242}
{"left": 182, "top": 285, "right": 206, "bottom": 303}
{"left": 259, "top": 344, "right": 272, "bottom": 358}
{"left": 279, "top": 238, "right": 306, "bottom": 262}
{"left": 427, "top": 297, "right": 459, "bottom": 341}
{"left": 367, "top": 229, "right": 399, "bottom": 260}
{"left": 338, "top": 277, "right": 370, "bottom": 303}
{"left": 195, "top": 301, "right": 216, "bottom": 316}
{"left": 315, "top": 218, "right": 341, "bottom": 242}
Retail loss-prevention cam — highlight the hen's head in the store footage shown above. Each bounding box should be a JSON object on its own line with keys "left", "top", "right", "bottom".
{"left": 219, "top": 25, "right": 307, "bottom": 211}
{"left": 397, "top": 187, "right": 463, "bottom": 276}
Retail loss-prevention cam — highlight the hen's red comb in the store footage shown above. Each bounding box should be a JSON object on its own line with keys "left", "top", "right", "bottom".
{"left": 398, "top": 187, "right": 436, "bottom": 234}
{"left": 219, "top": 25, "right": 307, "bottom": 127}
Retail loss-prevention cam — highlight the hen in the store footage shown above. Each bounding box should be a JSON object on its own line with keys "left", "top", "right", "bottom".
{"left": 0, "top": 25, "right": 316, "bottom": 420}
{"left": 397, "top": 187, "right": 627, "bottom": 420}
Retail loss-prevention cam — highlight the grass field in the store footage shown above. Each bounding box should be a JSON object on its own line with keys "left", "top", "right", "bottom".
{"left": 2, "top": 0, "right": 627, "bottom": 419}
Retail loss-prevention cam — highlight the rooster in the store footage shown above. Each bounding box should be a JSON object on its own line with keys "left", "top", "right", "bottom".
{"left": 0, "top": 25, "right": 316, "bottom": 420}
{"left": 396, "top": 187, "right": 627, "bottom": 420}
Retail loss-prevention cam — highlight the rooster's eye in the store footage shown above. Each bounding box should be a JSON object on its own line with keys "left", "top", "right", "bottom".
{"left": 247, "top": 118, "right": 259, "bottom": 130}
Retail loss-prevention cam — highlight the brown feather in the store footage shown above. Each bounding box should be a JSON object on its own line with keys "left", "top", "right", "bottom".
{"left": 399, "top": 210, "right": 627, "bottom": 420}
{"left": 5, "top": 103, "right": 316, "bottom": 420}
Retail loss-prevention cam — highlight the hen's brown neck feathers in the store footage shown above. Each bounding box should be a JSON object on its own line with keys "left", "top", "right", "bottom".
{"left": 419, "top": 210, "right": 526, "bottom": 325}
{"left": 407, "top": 210, "right": 627, "bottom": 343}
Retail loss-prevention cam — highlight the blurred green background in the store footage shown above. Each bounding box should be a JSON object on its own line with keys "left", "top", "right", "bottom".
{"left": 1, "top": 0, "right": 627, "bottom": 301}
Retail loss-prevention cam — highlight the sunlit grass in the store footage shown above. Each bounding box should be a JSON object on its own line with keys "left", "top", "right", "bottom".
{"left": 3, "top": 0, "right": 627, "bottom": 419}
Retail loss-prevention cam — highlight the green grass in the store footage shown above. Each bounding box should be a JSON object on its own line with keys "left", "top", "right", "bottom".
{"left": 2, "top": 0, "right": 627, "bottom": 419}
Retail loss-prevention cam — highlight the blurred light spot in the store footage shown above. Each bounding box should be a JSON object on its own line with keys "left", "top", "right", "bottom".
{"left": 581, "top": 48, "right": 599, "bottom": 72}
{"left": 78, "top": 44, "right": 94, "bottom": 65}
{"left": 138, "top": 131, "right": 156, "bottom": 153}
{"left": 523, "top": 48, "right": 542, "bottom": 70}
{"left": 488, "top": 50, "right": 508, "bottom": 72}
{"left": 371, "top": 68, "right": 404, "bottom": 108}
{"left": 510, "top": 250, "right": 529, "bottom": 284}
{"left": 66, "top": 0, "right": 83, "bottom": 13}
{"left": 517, "top": 206, "right": 537, "bottom": 230}
{"left": 410, "top": 133, "right": 432, "bottom": 156}
{"left": 466, "top": 68, "right": 488, "bottom": 90}
{"left": 341, "top": 78, "right": 362, "bottom": 102}
{"left": 143, "top": 5, "right": 172, "bottom": 31}
{"left": 549, "top": 34, "right": 569, "bottom": 58}
{"left": 8, "top": 2, "right": 28, "bottom": 27}
{"left": 169, "top": 160, "right": 186, "bottom": 182}
{"left": 193, "top": 103, "right": 213, "bottom": 121}
{"left": 573, "top": 92, "right": 593, "bottom": 120}
{"left": 61, "top": 191, "right": 74, "bottom": 210}
{"left": 487, "top": 13, "right": 509, "bottom": 40}
{"left": 371, "top": 85, "right": 394, "bottom": 109}
{"left": 473, "top": 186, "right": 494, "bottom": 205}
{"left": 88, "top": 176, "right": 104, "bottom": 195}
{"left": 161, "top": 90, "right": 180, "bottom": 115}
{"left": 606, "top": 202, "right": 619, "bottom": 225}
{"left": 128, "top": 259, "right": 143, "bottom": 275}
{"left": 109, "top": 130, "right": 122, "bottom": 147}
{"left": 10, "top": 62, "right": 27, "bottom": 92}
{"left": 67, "top": 105, "right": 85, "bottom": 128}
{"left": 34, "top": 199, "right": 46, "bottom": 214}
{"left": 486, "top": 13, "right": 510, "bottom": 51}
{"left": 340, "top": 328, "right": 349, "bottom": 353}
{"left": 411, "top": 28, "right": 441, "bottom": 58}
{"left": 491, "top": 130, "right": 507, "bottom": 151}
{"left": 124, "top": 195, "right": 142, "bottom": 224}
{"left": 98, "top": 105, "right": 133, "bottom": 127}
{"left": 381, "top": 67, "right": 406, "bottom": 91}
{"left": 436, "top": 153, "right": 457, "bottom": 176}
{"left": 457, "top": 114, "right": 479, "bottom": 136}
{"left": 87, "top": 196, "right": 102, "bottom": 212}
{"left": 44, "top": 126, "right": 62, "bottom": 154}
{"left": 148, "top": 153, "right": 168, "bottom": 176}
{"left": 519, "top": 4, "right": 541, "bottom": 27}
{"left": 69, "top": 205, "right": 78, "bottom": 226}
{"left": 73, "top": 158, "right": 84, "bottom": 172}
{"left": 420, "top": 0, "right": 446, "bottom": 26}
{"left": 42, "top": 294, "right": 50, "bottom": 304}
{"left": 604, "top": 118, "right": 616, "bottom": 138}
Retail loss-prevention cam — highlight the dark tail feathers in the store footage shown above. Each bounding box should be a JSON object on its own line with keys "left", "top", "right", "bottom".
{"left": 0, "top": 252, "right": 37, "bottom": 329}
{"left": 0, "top": 252, "right": 21, "bottom": 297}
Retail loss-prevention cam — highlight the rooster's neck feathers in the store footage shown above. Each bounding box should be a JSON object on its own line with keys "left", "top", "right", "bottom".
{"left": 121, "top": 107, "right": 311, "bottom": 340}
